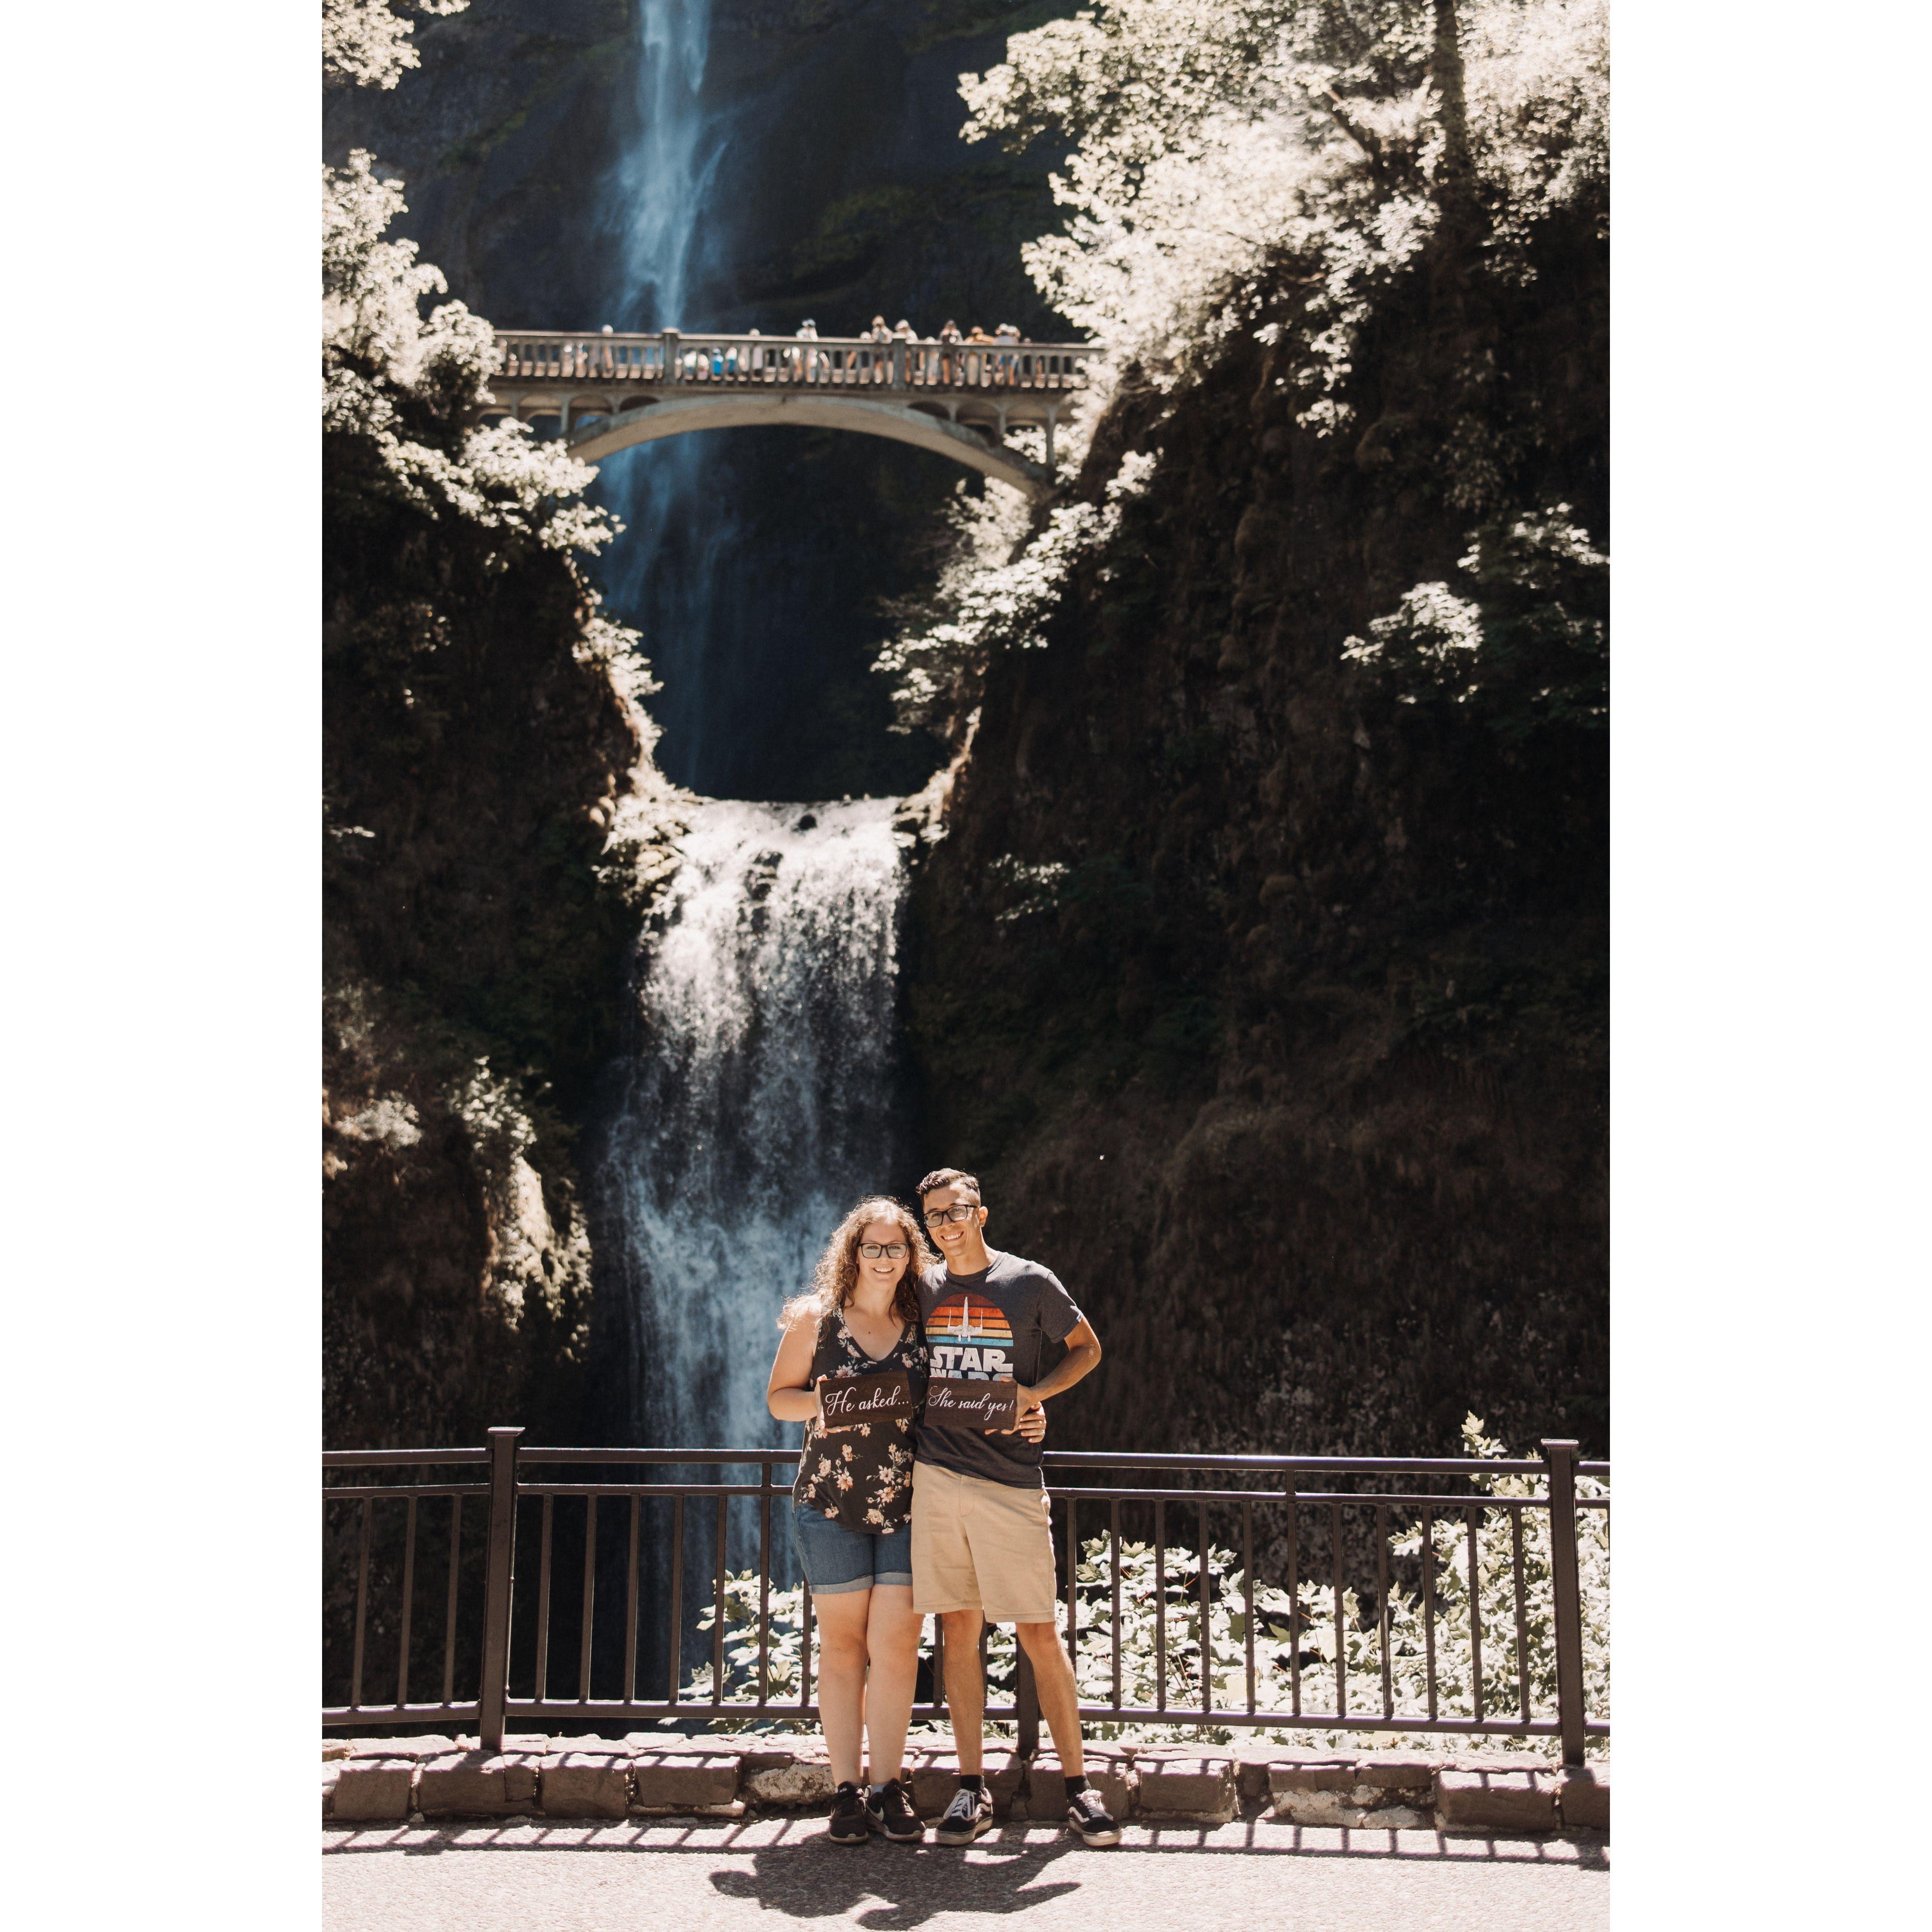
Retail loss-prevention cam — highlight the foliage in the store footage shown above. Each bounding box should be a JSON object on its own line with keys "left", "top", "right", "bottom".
{"left": 877, "top": 1, "right": 1607, "bottom": 741}
{"left": 962, "top": 0, "right": 1607, "bottom": 425}
{"left": 691, "top": 1419, "right": 1606, "bottom": 1755}
{"left": 1342, "top": 504, "right": 1607, "bottom": 736}
{"left": 323, "top": 0, "right": 467, "bottom": 92}
{"left": 873, "top": 450, "right": 1158, "bottom": 736}
{"left": 323, "top": 150, "right": 625, "bottom": 565}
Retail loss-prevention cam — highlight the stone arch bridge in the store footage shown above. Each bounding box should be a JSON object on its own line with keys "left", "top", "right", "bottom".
{"left": 483, "top": 329, "right": 1104, "bottom": 500}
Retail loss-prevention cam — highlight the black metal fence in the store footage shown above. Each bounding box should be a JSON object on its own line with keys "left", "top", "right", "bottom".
{"left": 323, "top": 1433, "right": 1608, "bottom": 1766}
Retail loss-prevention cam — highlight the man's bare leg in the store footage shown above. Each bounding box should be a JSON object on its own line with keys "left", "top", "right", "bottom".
{"left": 938, "top": 1607, "right": 985, "bottom": 1775}
{"left": 1016, "top": 1620, "right": 1085, "bottom": 1776}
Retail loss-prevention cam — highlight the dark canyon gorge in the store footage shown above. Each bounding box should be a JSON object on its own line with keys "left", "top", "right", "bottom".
{"left": 323, "top": 0, "right": 1608, "bottom": 1467}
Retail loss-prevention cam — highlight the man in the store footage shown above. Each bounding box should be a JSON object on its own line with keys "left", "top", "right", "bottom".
{"left": 910, "top": 1167, "right": 1121, "bottom": 1848}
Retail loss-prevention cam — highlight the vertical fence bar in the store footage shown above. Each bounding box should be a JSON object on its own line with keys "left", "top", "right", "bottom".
{"left": 758, "top": 1461, "right": 772, "bottom": 1709}
{"left": 800, "top": 1587, "right": 815, "bottom": 1708}
{"left": 666, "top": 1493, "right": 684, "bottom": 1704}
{"left": 624, "top": 1497, "right": 640, "bottom": 1706}
{"left": 1543, "top": 1440, "right": 1587, "bottom": 1767}
{"left": 1154, "top": 1497, "right": 1168, "bottom": 1714}
{"left": 931, "top": 1613, "right": 946, "bottom": 1717}
{"left": 1016, "top": 1648, "right": 1041, "bottom": 1759}
{"left": 1242, "top": 1501, "right": 1256, "bottom": 1717}
{"left": 1377, "top": 1503, "right": 1392, "bottom": 1719}
{"left": 1331, "top": 1502, "right": 1346, "bottom": 1719}
{"left": 1421, "top": 1506, "right": 1437, "bottom": 1723}
{"left": 350, "top": 1496, "right": 372, "bottom": 1710}
{"left": 396, "top": 1497, "right": 418, "bottom": 1709}
{"left": 477, "top": 1427, "right": 522, "bottom": 1751}
{"left": 1065, "top": 1495, "right": 1078, "bottom": 1664}
{"left": 442, "top": 1497, "right": 462, "bottom": 1706}
{"left": 1109, "top": 1501, "right": 1122, "bottom": 1713}
{"left": 1510, "top": 1503, "right": 1531, "bottom": 1721}
{"left": 712, "top": 1494, "right": 728, "bottom": 1701}
{"left": 1287, "top": 1482, "right": 1301, "bottom": 1718}
{"left": 1466, "top": 1505, "right": 1485, "bottom": 1724}
{"left": 579, "top": 1495, "right": 599, "bottom": 1703}
{"left": 1199, "top": 1499, "right": 1213, "bottom": 1720}
{"left": 534, "top": 1495, "right": 554, "bottom": 1704}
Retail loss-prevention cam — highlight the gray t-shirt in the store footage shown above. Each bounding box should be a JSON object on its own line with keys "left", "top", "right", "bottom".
{"left": 915, "top": 1250, "right": 1084, "bottom": 1489}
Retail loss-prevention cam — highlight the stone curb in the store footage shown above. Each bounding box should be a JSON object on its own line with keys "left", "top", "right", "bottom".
{"left": 321, "top": 1736, "right": 1608, "bottom": 1837}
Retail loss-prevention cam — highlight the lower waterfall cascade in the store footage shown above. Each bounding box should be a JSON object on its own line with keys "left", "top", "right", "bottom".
{"left": 597, "top": 797, "right": 914, "bottom": 1474}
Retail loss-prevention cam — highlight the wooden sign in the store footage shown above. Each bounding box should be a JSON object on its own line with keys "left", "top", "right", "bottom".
{"left": 923, "top": 1376, "right": 1020, "bottom": 1432}
{"left": 817, "top": 1370, "right": 916, "bottom": 1426}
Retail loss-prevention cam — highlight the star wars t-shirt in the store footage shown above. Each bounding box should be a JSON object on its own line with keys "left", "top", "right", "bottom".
{"left": 915, "top": 1250, "right": 1084, "bottom": 1489}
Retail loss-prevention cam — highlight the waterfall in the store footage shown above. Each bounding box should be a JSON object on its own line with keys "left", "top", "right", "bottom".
{"left": 594, "top": 0, "right": 743, "bottom": 792}
{"left": 599, "top": 799, "right": 914, "bottom": 1465}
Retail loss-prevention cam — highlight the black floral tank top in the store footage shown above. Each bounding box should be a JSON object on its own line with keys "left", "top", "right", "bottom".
{"left": 791, "top": 1307, "right": 929, "bottom": 1534}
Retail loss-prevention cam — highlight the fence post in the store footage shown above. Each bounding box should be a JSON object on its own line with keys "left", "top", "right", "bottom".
{"left": 1541, "top": 1439, "right": 1586, "bottom": 1768}
{"left": 661, "top": 329, "right": 680, "bottom": 383}
{"left": 1015, "top": 1645, "right": 1041, "bottom": 1760}
{"left": 478, "top": 1426, "right": 523, "bottom": 1751}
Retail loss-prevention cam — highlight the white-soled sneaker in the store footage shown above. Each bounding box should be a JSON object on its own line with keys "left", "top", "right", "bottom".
{"left": 865, "top": 1778, "right": 926, "bottom": 1844}
{"left": 1065, "top": 1787, "right": 1121, "bottom": 1845}
{"left": 934, "top": 1782, "right": 995, "bottom": 1845}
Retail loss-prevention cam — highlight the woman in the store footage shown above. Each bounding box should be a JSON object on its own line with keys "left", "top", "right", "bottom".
{"left": 767, "top": 1196, "right": 1043, "bottom": 1845}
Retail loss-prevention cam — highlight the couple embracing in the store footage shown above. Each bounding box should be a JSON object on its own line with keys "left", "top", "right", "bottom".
{"left": 764, "top": 1167, "right": 1121, "bottom": 1849}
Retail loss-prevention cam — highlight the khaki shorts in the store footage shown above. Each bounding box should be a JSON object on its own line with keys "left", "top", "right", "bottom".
{"left": 910, "top": 1461, "right": 1059, "bottom": 1624}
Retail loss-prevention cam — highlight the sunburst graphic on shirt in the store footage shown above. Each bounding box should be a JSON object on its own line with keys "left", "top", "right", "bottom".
{"left": 927, "top": 1292, "right": 1014, "bottom": 1378}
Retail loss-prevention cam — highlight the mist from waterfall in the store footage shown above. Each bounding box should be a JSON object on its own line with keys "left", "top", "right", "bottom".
{"left": 599, "top": 801, "right": 914, "bottom": 1485}
{"left": 594, "top": 0, "right": 742, "bottom": 792}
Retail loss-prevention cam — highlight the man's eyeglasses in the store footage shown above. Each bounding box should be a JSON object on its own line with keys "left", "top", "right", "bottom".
{"left": 923, "top": 1204, "right": 979, "bottom": 1226}
{"left": 858, "top": 1242, "right": 910, "bottom": 1260}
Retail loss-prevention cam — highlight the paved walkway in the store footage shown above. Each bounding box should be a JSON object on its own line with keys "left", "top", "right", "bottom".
{"left": 323, "top": 1815, "right": 1608, "bottom": 1931}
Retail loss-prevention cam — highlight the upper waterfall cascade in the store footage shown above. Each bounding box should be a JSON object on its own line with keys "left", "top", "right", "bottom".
{"left": 598, "top": 800, "right": 913, "bottom": 1457}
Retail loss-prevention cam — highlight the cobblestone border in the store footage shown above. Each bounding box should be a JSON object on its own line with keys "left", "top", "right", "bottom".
{"left": 323, "top": 1734, "right": 1607, "bottom": 1837}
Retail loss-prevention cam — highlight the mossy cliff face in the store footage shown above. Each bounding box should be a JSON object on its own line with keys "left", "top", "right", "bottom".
{"left": 906, "top": 206, "right": 1609, "bottom": 1460}
{"left": 323, "top": 286, "right": 679, "bottom": 1452}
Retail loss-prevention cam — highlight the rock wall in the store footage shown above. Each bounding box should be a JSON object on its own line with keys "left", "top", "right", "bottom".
{"left": 323, "top": 298, "right": 680, "bottom": 1450}
{"left": 904, "top": 204, "right": 1609, "bottom": 1459}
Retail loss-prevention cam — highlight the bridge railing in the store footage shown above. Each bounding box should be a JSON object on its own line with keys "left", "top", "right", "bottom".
{"left": 324, "top": 1436, "right": 1607, "bottom": 1765}
{"left": 490, "top": 330, "right": 1105, "bottom": 394}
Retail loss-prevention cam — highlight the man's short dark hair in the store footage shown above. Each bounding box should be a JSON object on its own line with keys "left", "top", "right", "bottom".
{"left": 917, "top": 1167, "right": 981, "bottom": 1202}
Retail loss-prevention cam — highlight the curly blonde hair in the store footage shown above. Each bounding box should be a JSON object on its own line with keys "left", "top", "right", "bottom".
{"left": 780, "top": 1196, "right": 934, "bottom": 1331}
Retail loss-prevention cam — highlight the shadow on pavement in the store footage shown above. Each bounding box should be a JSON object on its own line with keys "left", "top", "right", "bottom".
{"left": 322, "top": 1818, "right": 1609, "bottom": 1886}
{"left": 709, "top": 1835, "right": 1084, "bottom": 1928}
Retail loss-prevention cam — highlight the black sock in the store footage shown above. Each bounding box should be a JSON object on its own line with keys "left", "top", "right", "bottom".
{"left": 957, "top": 1774, "right": 984, "bottom": 1793}
{"left": 1063, "top": 1774, "right": 1089, "bottom": 1801}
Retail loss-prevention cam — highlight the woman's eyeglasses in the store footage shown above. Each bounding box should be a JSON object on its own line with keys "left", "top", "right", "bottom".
{"left": 858, "top": 1242, "right": 910, "bottom": 1260}
{"left": 923, "top": 1204, "right": 978, "bottom": 1226}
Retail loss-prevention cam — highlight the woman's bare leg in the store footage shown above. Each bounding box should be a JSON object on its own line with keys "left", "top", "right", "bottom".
{"left": 860, "top": 1585, "right": 923, "bottom": 1783}
{"left": 811, "top": 1589, "right": 873, "bottom": 1787}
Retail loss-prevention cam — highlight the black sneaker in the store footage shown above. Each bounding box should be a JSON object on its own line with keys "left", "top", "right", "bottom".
{"left": 1065, "top": 1787, "right": 1121, "bottom": 1846}
{"left": 827, "top": 1781, "right": 872, "bottom": 1845}
{"left": 934, "top": 1782, "right": 995, "bottom": 1845}
{"left": 865, "top": 1778, "right": 926, "bottom": 1844}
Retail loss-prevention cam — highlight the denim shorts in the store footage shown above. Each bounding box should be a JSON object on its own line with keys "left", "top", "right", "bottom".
{"left": 789, "top": 1501, "right": 913, "bottom": 1595}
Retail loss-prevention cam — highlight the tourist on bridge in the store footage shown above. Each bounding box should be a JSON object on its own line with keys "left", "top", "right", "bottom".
{"left": 866, "top": 315, "right": 890, "bottom": 384}
{"left": 766, "top": 1198, "right": 1049, "bottom": 1846}
{"left": 995, "top": 323, "right": 1022, "bottom": 385}
{"left": 911, "top": 1167, "right": 1121, "bottom": 1848}
{"left": 794, "top": 318, "right": 820, "bottom": 380}
{"left": 939, "top": 319, "right": 961, "bottom": 385}
{"left": 964, "top": 324, "right": 992, "bottom": 385}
